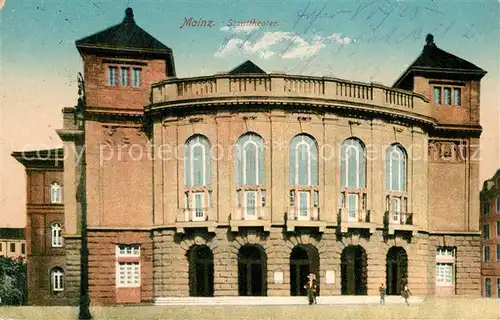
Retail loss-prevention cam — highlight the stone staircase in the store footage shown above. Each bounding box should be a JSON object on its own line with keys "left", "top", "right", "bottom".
{"left": 154, "top": 296, "right": 424, "bottom": 306}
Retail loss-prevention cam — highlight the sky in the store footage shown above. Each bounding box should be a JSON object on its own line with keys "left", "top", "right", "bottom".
{"left": 1, "top": 0, "right": 499, "bottom": 227}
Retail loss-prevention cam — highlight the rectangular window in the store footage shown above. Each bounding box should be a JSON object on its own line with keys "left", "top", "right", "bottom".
{"left": 298, "top": 191, "right": 310, "bottom": 218}
{"left": 496, "top": 197, "right": 500, "bottom": 213}
{"left": 484, "top": 224, "right": 490, "bottom": 240}
{"left": 497, "top": 245, "right": 500, "bottom": 262}
{"left": 443, "top": 87, "right": 451, "bottom": 104}
{"left": 436, "top": 263, "right": 453, "bottom": 285}
{"left": 453, "top": 88, "right": 461, "bottom": 105}
{"left": 0, "top": 243, "right": 2, "bottom": 252}
{"left": 245, "top": 191, "right": 257, "bottom": 218}
{"left": 132, "top": 68, "right": 141, "bottom": 87}
{"left": 116, "top": 244, "right": 140, "bottom": 288}
{"left": 497, "top": 221, "right": 500, "bottom": 237}
{"left": 484, "top": 246, "right": 490, "bottom": 263}
{"left": 21, "top": 243, "right": 25, "bottom": 255}
{"left": 194, "top": 192, "right": 204, "bottom": 220}
{"left": 433, "top": 87, "right": 441, "bottom": 104}
{"left": 117, "top": 244, "right": 140, "bottom": 257}
{"left": 313, "top": 190, "right": 319, "bottom": 208}
{"left": 437, "top": 247, "right": 455, "bottom": 257}
{"left": 484, "top": 202, "right": 490, "bottom": 215}
{"left": 117, "top": 262, "right": 140, "bottom": 287}
{"left": 340, "top": 193, "right": 345, "bottom": 209}
{"left": 9, "top": 243, "right": 15, "bottom": 253}
{"left": 348, "top": 193, "right": 358, "bottom": 221}
{"left": 237, "top": 190, "right": 241, "bottom": 207}
{"left": 289, "top": 190, "right": 295, "bottom": 207}
{"left": 485, "top": 278, "right": 491, "bottom": 297}
{"left": 108, "top": 66, "right": 117, "bottom": 86}
{"left": 120, "top": 68, "right": 129, "bottom": 87}
{"left": 497, "top": 278, "right": 500, "bottom": 298}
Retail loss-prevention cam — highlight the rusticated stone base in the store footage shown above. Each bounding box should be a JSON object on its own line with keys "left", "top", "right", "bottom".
{"left": 152, "top": 227, "right": 481, "bottom": 299}
{"left": 63, "top": 235, "right": 82, "bottom": 306}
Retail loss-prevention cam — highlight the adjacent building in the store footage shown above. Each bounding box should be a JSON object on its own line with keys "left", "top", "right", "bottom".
{"left": 12, "top": 8, "right": 487, "bottom": 305}
{"left": 480, "top": 169, "right": 500, "bottom": 298}
{"left": 0, "top": 228, "right": 26, "bottom": 259}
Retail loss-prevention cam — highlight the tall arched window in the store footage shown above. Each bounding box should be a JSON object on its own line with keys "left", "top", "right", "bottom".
{"left": 50, "top": 267, "right": 64, "bottom": 292}
{"left": 50, "top": 182, "right": 62, "bottom": 204}
{"left": 289, "top": 134, "right": 319, "bottom": 221}
{"left": 385, "top": 144, "right": 409, "bottom": 225}
{"left": 236, "top": 133, "right": 265, "bottom": 220}
{"left": 339, "top": 138, "right": 366, "bottom": 222}
{"left": 51, "top": 223, "right": 63, "bottom": 247}
{"left": 184, "top": 135, "right": 212, "bottom": 222}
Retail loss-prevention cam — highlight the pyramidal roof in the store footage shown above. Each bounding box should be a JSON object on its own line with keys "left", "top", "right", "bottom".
{"left": 393, "top": 34, "right": 486, "bottom": 88}
{"left": 229, "top": 60, "right": 266, "bottom": 75}
{"left": 76, "top": 8, "right": 172, "bottom": 56}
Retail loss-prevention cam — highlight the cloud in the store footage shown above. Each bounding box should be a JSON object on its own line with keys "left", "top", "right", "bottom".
{"left": 220, "top": 25, "right": 260, "bottom": 34}
{"left": 215, "top": 30, "right": 354, "bottom": 60}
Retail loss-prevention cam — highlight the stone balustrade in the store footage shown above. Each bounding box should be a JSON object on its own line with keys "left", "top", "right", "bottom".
{"left": 151, "top": 73, "right": 431, "bottom": 121}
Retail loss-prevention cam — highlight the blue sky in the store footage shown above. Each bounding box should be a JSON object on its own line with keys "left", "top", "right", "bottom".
{"left": 1, "top": 0, "right": 499, "bottom": 226}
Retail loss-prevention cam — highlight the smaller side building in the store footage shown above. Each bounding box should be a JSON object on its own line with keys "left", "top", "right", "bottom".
{"left": 0, "top": 228, "right": 25, "bottom": 259}
{"left": 12, "top": 148, "right": 70, "bottom": 305}
{"left": 480, "top": 169, "right": 500, "bottom": 298}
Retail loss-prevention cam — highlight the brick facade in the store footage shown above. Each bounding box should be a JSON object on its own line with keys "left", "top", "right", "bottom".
{"left": 13, "top": 8, "right": 488, "bottom": 305}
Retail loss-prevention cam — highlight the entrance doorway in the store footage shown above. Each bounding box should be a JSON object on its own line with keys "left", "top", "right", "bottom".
{"left": 238, "top": 245, "right": 267, "bottom": 296}
{"left": 188, "top": 245, "right": 214, "bottom": 297}
{"left": 341, "top": 245, "right": 367, "bottom": 295}
{"left": 386, "top": 246, "right": 408, "bottom": 295}
{"left": 290, "top": 245, "right": 320, "bottom": 296}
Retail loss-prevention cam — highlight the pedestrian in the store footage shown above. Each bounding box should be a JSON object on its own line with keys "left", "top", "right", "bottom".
{"left": 304, "top": 273, "right": 316, "bottom": 305}
{"left": 379, "top": 283, "right": 386, "bottom": 305}
{"left": 401, "top": 281, "right": 411, "bottom": 306}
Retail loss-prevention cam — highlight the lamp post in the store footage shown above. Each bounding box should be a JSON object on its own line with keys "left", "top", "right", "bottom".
{"left": 77, "top": 73, "right": 92, "bottom": 320}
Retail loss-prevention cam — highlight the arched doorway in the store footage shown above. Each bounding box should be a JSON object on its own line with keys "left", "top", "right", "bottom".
{"left": 341, "top": 245, "right": 367, "bottom": 295}
{"left": 386, "top": 246, "right": 408, "bottom": 295}
{"left": 290, "top": 245, "right": 320, "bottom": 296}
{"left": 238, "top": 245, "right": 267, "bottom": 296}
{"left": 188, "top": 245, "right": 214, "bottom": 297}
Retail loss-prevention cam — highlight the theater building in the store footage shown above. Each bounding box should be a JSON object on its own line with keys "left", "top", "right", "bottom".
{"left": 480, "top": 170, "right": 500, "bottom": 298}
{"left": 13, "top": 8, "right": 487, "bottom": 305}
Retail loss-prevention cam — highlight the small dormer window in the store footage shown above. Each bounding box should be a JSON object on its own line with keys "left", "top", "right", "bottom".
{"left": 108, "top": 66, "right": 118, "bottom": 86}
{"left": 132, "top": 68, "right": 141, "bottom": 87}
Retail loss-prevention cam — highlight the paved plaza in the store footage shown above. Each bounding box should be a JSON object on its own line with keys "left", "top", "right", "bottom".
{"left": 0, "top": 298, "right": 498, "bottom": 320}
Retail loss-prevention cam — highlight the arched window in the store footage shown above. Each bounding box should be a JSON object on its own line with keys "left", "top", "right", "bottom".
{"left": 339, "top": 138, "right": 367, "bottom": 222}
{"left": 184, "top": 135, "right": 212, "bottom": 222}
{"left": 50, "top": 182, "right": 62, "bottom": 204}
{"left": 385, "top": 144, "right": 409, "bottom": 225}
{"left": 386, "top": 144, "right": 406, "bottom": 192}
{"left": 289, "top": 135, "right": 319, "bottom": 221}
{"left": 51, "top": 223, "right": 63, "bottom": 247}
{"left": 236, "top": 133, "right": 266, "bottom": 220}
{"left": 50, "top": 267, "right": 64, "bottom": 292}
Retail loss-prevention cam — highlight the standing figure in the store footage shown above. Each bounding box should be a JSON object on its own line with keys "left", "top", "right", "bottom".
{"left": 304, "top": 273, "right": 317, "bottom": 305}
{"left": 401, "top": 281, "right": 411, "bottom": 306}
{"left": 379, "top": 283, "right": 386, "bottom": 305}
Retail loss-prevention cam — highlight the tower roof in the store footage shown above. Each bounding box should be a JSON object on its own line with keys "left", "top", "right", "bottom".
{"left": 229, "top": 60, "right": 266, "bottom": 75}
{"left": 76, "top": 8, "right": 171, "bottom": 54}
{"left": 393, "top": 34, "right": 486, "bottom": 88}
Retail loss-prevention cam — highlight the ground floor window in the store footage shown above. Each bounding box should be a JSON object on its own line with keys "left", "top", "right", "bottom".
{"left": 485, "top": 278, "right": 491, "bottom": 297}
{"left": 435, "top": 247, "right": 455, "bottom": 291}
{"left": 116, "top": 244, "right": 141, "bottom": 288}
{"left": 50, "top": 267, "right": 64, "bottom": 293}
{"left": 341, "top": 245, "right": 367, "bottom": 295}
{"left": 497, "top": 278, "right": 500, "bottom": 298}
{"left": 436, "top": 263, "right": 453, "bottom": 285}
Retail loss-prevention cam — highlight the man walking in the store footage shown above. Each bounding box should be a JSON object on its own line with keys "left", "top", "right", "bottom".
{"left": 401, "top": 281, "right": 412, "bottom": 306}
{"left": 379, "top": 283, "right": 386, "bottom": 305}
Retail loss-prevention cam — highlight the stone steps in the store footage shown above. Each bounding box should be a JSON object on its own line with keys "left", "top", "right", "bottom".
{"left": 154, "top": 296, "right": 424, "bottom": 306}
